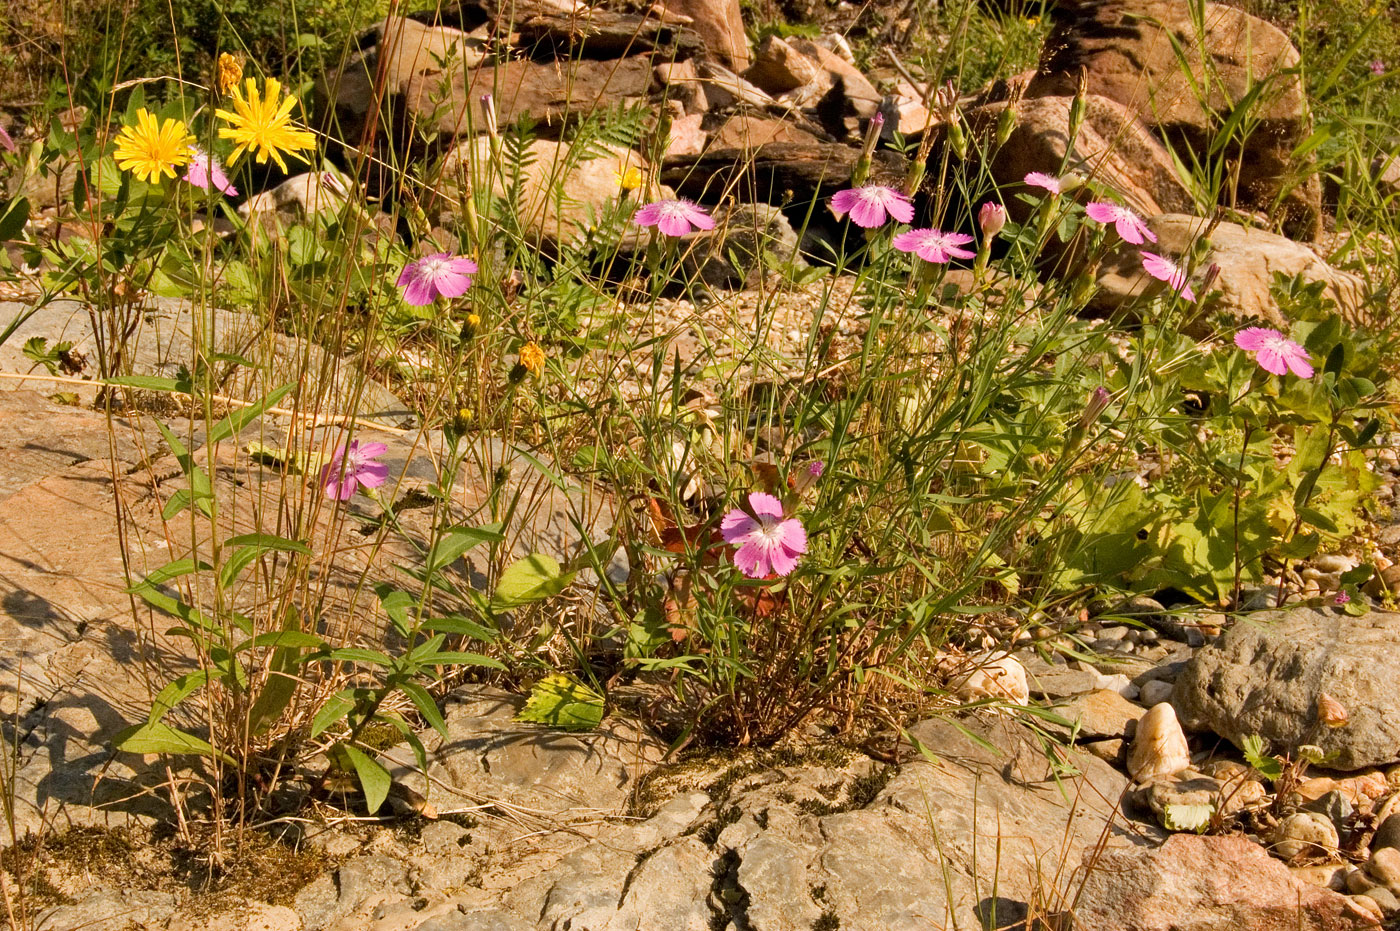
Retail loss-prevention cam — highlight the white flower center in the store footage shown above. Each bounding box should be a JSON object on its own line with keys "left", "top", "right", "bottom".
{"left": 419, "top": 257, "right": 451, "bottom": 279}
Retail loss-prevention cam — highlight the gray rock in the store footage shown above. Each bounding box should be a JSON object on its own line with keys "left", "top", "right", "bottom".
{"left": 1139, "top": 679, "right": 1175, "bottom": 707}
{"left": 1374, "top": 813, "right": 1400, "bottom": 852}
{"left": 33, "top": 887, "right": 177, "bottom": 931}
{"left": 1365, "top": 846, "right": 1400, "bottom": 895}
{"left": 1174, "top": 607, "right": 1400, "bottom": 771}
{"left": 385, "top": 685, "right": 666, "bottom": 816}
{"left": 0, "top": 297, "right": 411, "bottom": 424}
{"left": 1360, "top": 885, "right": 1400, "bottom": 915}
{"left": 1270, "top": 811, "right": 1340, "bottom": 860}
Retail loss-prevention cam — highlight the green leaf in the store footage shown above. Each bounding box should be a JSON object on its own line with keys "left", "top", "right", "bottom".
{"left": 341, "top": 743, "right": 392, "bottom": 814}
{"left": 154, "top": 420, "right": 215, "bottom": 520}
{"left": 233, "top": 631, "right": 327, "bottom": 652}
{"left": 1242, "top": 734, "right": 1283, "bottom": 781}
{"left": 515, "top": 674, "right": 604, "bottom": 731}
{"left": 0, "top": 196, "right": 30, "bottom": 242}
{"left": 419, "top": 651, "right": 505, "bottom": 669}
{"left": 113, "top": 721, "right": 231, "bottom": 764}
{"left": 223, "top": 532, "right": 312, "bottom": 555}
{"left": 374, "top": 584, "right": 417, "bottom": 637}
{"left": 106, "top": 375, "right": 186, "bottom": 393}
{"left": 207, "top": 383, "right": 295, "bottom": 446}
{"left": 1162, "top": 802, "right": 1215, "bottom": 833}
{"left": 149, "top": 670, "right": 211, "bottom": 725}
{"left": 328, "top": 648, "right": 394, "bottom": 667}
{"left": 310, "top": 688, "right": 360, "bottom": 738}
{"left": 490, "top": 554, "right": 575, "bottom": 612}
{"left": 399, "top": 680, "right": 448, "bottom": 739}
{"left": 422, "top": 614, "right": 497, "bottom": 642}
{"left": 425, "top": 523, "right": 504, "bottom": 574}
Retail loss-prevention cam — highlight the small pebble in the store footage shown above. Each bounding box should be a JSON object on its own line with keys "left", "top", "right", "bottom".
{"left": 1374, "top": 813, "right": 1400, "bottom": 852}
{"left": 1348, "top": 868, "right": 1377, "bottom": 895}
{"left": 1364, "top": 885, "right": 1400, "bottom": 915}
{"left": 1351, "top": 893, "right": 1387, "bottom": 922}
{"left": 1138, "top": 679, "right": 1174, "bottom": 707}
{"left": 1269, "top": 811, "right": 1338, "bottom": 860}
{"left": 1365, "top": 846, "right": 1400, "bottom": 895}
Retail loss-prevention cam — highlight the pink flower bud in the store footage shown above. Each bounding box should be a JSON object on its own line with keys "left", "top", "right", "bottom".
{"left": 978, "top": 202, "right": 1007, "bottom": 238}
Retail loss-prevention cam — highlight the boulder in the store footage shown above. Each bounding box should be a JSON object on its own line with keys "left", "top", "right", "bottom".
{"left": 661, "top": 142, "right": 908, "bottom": 202}
{"left": 964, "top": 93, "right": 1195, "bottom": 222}
{"left": 743, "top": 35, "right": 825, "bottom": 97}
{"left": 1174, "top": 608, "right": 1400, "bottom": 771}
{"left": 321, "top": 16, "right": 485, "bottom": 147}
{"left": 1026, "top": 0, "right": 1320, "bottom": 239}
{"left": 681, "top": 202, "right": 806, "bottom": 288}
{"left": 1073, "top": 834, "right": 1380, "bottom": 929}
{"left": 1091, "top": 214, "right": 1368, "bottom": 332}
{"left": 657, "top": 0, "right": 749, "bottom": 69}
{"left": 434, "top": 137, "right": 651, "bottom": 246}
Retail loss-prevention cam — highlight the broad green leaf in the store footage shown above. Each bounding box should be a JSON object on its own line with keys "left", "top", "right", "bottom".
{"left": 0, "top": 196, "right": 30, "bottom": 242}
{"left": 106, "top": 375, "right": 185, "bottom": 392}
{"left": 419, "top": 651, "right": 505, "bottom": 669}
{"left": 149, "top": 670, "right": 211, "bottom": 725}
{"left": 341, "top": 743, "right": 391, "bottom": 814}
{"left": 515, "top": 674, "right": 604, "bottom": 731}
{"left": 425, "top": 523, "right": 504, "bottom": 574}
{"left": 328, "top": 648, "right": 394, "bottom": 667}
{"left": 113, "top": 721, "right": 231, "bottom": 764}
{"left": 207, "top": 383, "right": 296, "bottom": 446}
{"left": 422, "top": 614, "right": 497, "bottom": 642}
{"left": 154, "top": 420, "right": 215, "bottom": 520}
{"left": 490, "top": 554, "right": 575, "bottom": 612}
{"left": 223, "top": 533, "right": 312, "bottom": 555}
{"left": 399, "top": 680, "right": 448, "bottom": 739}
{"left": 310, "top": 688, "right": 360, "bottom": 738}
{"left": 127, "top": 558, "right": 210, "bottom": 589}
{"left": 374, "top": 584, "right": 417, "bottom": 636}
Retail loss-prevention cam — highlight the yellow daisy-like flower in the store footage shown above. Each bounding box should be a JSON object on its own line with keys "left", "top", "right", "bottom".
{"left": 519, "top": 342, "right": 546, "bottom": 378}
{"left": 215, "top": 77, "right": 317, "bottom": 171}
{"left": 112, "top": 108, "right": 195, "bottom": 183}
{"left": 215, "top": 53, "right": 243, "bottom": 95}
{"left": 614, "top": 166, "right": 643, "bottom": 192}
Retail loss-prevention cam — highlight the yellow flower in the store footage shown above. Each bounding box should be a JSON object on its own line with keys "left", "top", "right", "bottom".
{"left": 112, "top": 108, "right": 194, "bottom": 183}
{"left": 615, "top": 166, "right": 643, "bottom": 192}
{"left": 519, "top": 341, "right": 545, "bottom": 377}
{"left": 215, "top": 77, "right": 317, "bottom": 171}
{"left": 216, "top": 53, "right": 243, "bottom": 95}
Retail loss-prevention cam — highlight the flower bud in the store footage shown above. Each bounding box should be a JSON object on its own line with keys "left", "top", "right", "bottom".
{"left": 978, "top": 202, "right": 1007, "bottom": 239}
{"left": 215, "top": 53, "right": 242, "bottom": 95}
{"left": 1077, "top": 387, "right": 1112, "bottom": 432}
{"left": 1068, "top": 67, "right": 1089, "bottom": 141}
{"left": 852, "top": 112, "right": 884, "bottom": 186}
{"left": 1317, "top": 692, "right": 1349, "bottom": 728}
{"left": 1199, "top": 262, "right": 1220, "bottom": 294}
{"left": 480, "top": 94, "right": 498, "bottom": 140}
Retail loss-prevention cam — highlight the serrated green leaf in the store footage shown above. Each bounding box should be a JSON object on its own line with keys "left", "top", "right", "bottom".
{"left": 1242, "top": 734, "right": 1283, "bottom": 780}
{"left": 515, "top": 674, "right": 604, "bottom": 731}
{"left": 490, "top": 554, "right": 575, "bottom": 612}
{"left": 341, "top": 743, "right": 391, "bottom": 814}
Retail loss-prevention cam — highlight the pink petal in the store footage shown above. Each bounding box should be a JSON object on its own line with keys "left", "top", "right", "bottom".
{"left": 747, "top": 492, "right": 786, "bottom": 520}
{"left": 433, "top": 272, "right": 472, "bottom": 298}
{"left": 847, "top": 196, "right": 887, "bottom": 229}
{"left": 400, "top": 279, "right": 435, "bottom": 306}
{"left": 656, "top": 212, "right": 692, "bottom": 237}
{"left": 1084, "top": 202, "right": 1118, "bottom": 224}
{"left": 633, "top": 203, "right": 663, "bottom": 227}
{"left": 767, "top": 544, "right": 799, "bottom": 577}
{"left": 356, "top": 461, "right": 389, "bottom": 489}
{"left": 1115, "top": 217, "right": 1148, "bottom": 245}
{"left": 721, "top": 509, "right": 759, "bottom": 544}
{"left": 1285, "top": 351, "right": 1314, "bottom": 379}
{"left": 1234, "top": 327, "right": 1281, "bottom": 351}
{"left": 683, "top": 203, "right": 715, "bottom": 231}
{"left": 775, "top": 518, "right": 807, "bottom": 555}
{"left": 1024, "top": 172, "right": 1059, "bottom": 193}
{"left": 356, "top": 442, "right": 388, "bottom": 459}
{"left": 830, "top": 189, "right": 860, "bottom": 217}
{"left": 733, "top": 539, "right": 771, "bottom": 578}
{"left": 1255, "top": 347, "right": 1289, "bottom": 376}
{"left": 883, "top": 191, "right": 915, "bottom": 224}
